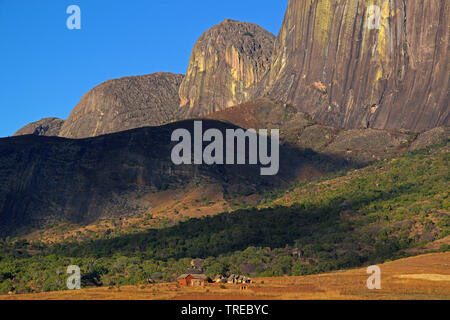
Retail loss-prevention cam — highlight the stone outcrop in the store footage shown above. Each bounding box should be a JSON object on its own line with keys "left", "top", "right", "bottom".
{"left": 179, "top": 19, "right": 275, "bottom": 116}
{"left": 14, "top": 118, "right": 65, "bottom": 137}
{"left": 410, "top": 127, "right": 450, "bottom": 150}
{"left": 259, "top": 0, "right": 449, "bottom": 132}
{"left": 59, "top": 72, "right": 184, "bottom": 138}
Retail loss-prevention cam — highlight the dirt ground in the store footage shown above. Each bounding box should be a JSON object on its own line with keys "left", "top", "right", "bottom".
{"left": 1, "top": 252, "right": 449, "bottom": 300}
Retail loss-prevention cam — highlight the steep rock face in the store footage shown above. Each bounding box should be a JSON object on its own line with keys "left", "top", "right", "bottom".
{"left": 179, "top": 19, "right": 275, "bottom": 116}
{"left": 59, "top": 73, "right": 184, "bottom": 139}
{"left": 261, "top": 0, "right": 449, "bottom": 131}
{"left": 14, "top": 118, "right": 65, "bottom": 137}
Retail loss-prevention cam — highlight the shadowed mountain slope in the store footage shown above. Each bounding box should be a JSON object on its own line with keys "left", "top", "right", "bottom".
{"left": 0, "top": 119, "right": 348, "bottom": 237}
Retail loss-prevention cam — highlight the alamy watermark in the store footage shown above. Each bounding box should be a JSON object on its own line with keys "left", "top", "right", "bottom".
{"left": 171, "top": 121, "right": 280, "bottom": 176}
{"left": 66, "top": 265, "right": 81, "bottom": 290}
{"left": 367, "top": 5, "right": 382, "bottom": 30}
{"left": 66, "top": 5, "right": 81, "bottom": 30}
{"left": 366, "top": 265, "right": 381, "bottom": 290}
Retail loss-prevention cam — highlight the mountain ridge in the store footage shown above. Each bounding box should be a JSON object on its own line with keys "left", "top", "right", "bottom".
{"left": 15, "top": 2, "right": 449, "bottom": 136}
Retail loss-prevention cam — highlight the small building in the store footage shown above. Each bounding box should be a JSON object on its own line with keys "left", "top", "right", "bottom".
{"left": 226, "top": 274, "right": 252, "bottom": 284}
{"left": 214, "top": 275, "right": 227, "bottom": 283}
{"left": 227, "top": 274, "right": 238, "bottom": 284}
{"left": 177, "top": 274, "right": 211, "bottom": 287}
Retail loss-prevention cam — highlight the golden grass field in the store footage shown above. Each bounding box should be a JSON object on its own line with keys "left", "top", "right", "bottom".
{"left": 1, "top": 252, "right": 449, "bottom": 300}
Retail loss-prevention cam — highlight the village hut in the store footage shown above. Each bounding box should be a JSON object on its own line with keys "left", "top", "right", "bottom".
{"left": 177, "top": 273, "right": 211, "bottom": 287}
{"left": 227, "top": 274, "right": 237, "bottom": 284}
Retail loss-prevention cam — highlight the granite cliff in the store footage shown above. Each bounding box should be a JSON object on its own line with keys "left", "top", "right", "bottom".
{"left": 59, "top": 72, "right": 184, "bottom": 138}
{"left": 258, "top": 0, "right": 449, "bottom": 131}
{"left": 179, "top": 19, "right": 275, "bottom": 116}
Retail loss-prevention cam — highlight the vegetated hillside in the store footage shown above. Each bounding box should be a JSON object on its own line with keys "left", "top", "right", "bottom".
{"left": 58, "top": 73, "right": 184, "bottom": 139}
{"left": 16, "top": 101, "right": 444, "bottom": 245}
{"left": 50, "top": 143, "right": 449, "bottom": 262}
{"left": 0, "top": 119, "right": 348, "bottom": 237}
{"left": 0, "top": 142, "right": 447, "bottom": 294}
{"left": 179, "top": 19, "right": 275, "bottom": 116}
{"left": 258, "top": 0, "right": 449, "bottom": 131}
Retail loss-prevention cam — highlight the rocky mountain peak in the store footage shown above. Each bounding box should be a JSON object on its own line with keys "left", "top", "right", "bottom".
{"left": 58, "top": 72, "right": 184, "bottom": 139}
{"left": 260, "top": 0, "right": 449, "bottom": 132}
{"left": 179, "top": 19, "right": 275, "bottom": 116}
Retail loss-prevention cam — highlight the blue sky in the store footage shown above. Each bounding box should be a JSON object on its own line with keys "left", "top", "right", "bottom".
{"left": 0, "top": 0, "right": 288, "bottom": 137}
